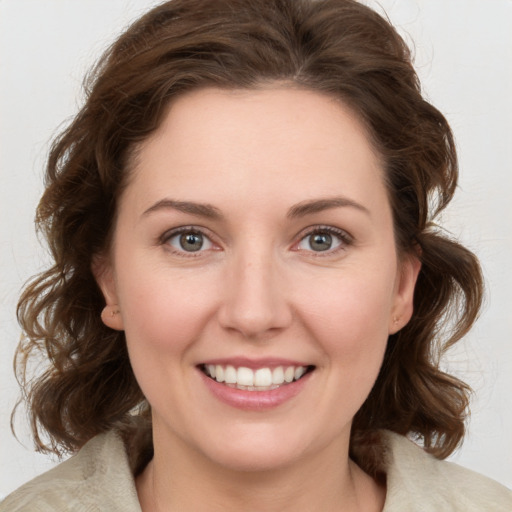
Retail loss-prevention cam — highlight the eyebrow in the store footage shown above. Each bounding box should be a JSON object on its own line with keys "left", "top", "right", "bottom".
{"left": 286, "top": 197, "right": 370, "bottom": 218}
{"left": 142, "top": 195, "right": 369, "bottom": 221}
{"left": 142, "top": 199, "right": 223, "bottom": 220}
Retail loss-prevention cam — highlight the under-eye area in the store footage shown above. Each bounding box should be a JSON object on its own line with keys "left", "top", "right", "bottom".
{"left": 199, "top": 364, "right": 316, "bottom": 391}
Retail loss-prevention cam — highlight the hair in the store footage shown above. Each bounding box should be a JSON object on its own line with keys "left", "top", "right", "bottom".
{"left": 15, "top": 0, "right": 483, "bottom": 475}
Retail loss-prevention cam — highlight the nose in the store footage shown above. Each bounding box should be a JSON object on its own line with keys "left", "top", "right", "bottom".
{"left": 217, "top": 248, "right": 293, "bottom": 340}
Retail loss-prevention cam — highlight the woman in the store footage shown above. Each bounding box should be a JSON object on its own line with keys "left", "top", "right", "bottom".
{"left": 2, "top": 0, "right": 511, "bottom": 510}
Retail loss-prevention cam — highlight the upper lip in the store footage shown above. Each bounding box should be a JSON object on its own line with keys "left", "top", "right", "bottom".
{"left": 198, "top": 357, "right": 313, "bottom": 370}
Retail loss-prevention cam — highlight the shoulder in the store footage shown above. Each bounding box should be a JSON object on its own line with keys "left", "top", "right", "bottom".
{"left": 381, "top": 430, "right": 512, "bottom": 512}
{"left": 0, "top": 431, "right": 141, "bottom": 512}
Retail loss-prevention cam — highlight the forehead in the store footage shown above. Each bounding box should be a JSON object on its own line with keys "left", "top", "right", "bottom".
{"left": 123, "top": 86, "right": 386, "bottom": 215}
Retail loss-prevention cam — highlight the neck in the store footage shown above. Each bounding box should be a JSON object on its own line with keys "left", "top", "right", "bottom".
{"left": 136, "top": 427, "right": 385, "bottom": 512}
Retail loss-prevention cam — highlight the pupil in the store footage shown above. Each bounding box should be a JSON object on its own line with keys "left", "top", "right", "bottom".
{"left": 310, "top": 233, "right": 332, "bottom": 251}
{"left": 180, "top": 233, "right": 203, "bottom": 251}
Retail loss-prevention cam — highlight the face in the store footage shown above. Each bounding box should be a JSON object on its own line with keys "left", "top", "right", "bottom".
{"left": 96, "top": 87, "right": 419, "bottom": 472}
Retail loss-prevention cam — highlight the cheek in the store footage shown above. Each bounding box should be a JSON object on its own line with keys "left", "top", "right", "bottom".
{"left": 119, "top": 270, "right": 216, "bottom": 352}
{"left": 296, "top": 267, "right": 395, "bottom": 365}
{"left": 116, "top": 267, "right": 222, "bottom": 412}
{"left": 286, "top": 268, "right": 396, "bottom": 441}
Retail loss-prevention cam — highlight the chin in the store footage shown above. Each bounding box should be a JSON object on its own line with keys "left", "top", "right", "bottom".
{"left": 204, "top": 443, "right": 305, "bottom": 473}
{"left": 189, "top": 423, "right": 323, "bottom": 474}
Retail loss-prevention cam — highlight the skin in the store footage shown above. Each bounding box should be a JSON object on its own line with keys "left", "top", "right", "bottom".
{"left": 96, "top": 86, "right": 420, "bottom": 511}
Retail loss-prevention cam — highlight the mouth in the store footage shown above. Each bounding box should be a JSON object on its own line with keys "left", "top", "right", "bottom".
{"left": 199, "top": 363, "right": 315, "bottom": 392}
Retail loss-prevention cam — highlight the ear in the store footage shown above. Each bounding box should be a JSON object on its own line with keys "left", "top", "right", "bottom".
{"left": 92, "top": 254, "right": 124, "bottom": 331}
{"left": 389, "top": 253, "right": 421, "bottom": 334}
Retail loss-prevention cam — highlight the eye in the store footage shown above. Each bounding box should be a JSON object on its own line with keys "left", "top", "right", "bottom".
{"left": 295, "top": 227, "right": 351, "bottom": 253}
{"left": 164, "top": 228, "right": 214, "bottom": 253}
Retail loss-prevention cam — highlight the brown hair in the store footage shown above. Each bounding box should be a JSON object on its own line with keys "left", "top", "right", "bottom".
{"left": 15, "top": 0, "right": 483, "bottom": 470}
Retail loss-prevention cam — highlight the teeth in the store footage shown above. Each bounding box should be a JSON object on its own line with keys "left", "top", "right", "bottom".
{"left": 215, "top": 365, "right": 225, "bottom": 382}
{"left": 272, "top": 366, "right": 284, "bottom": 385}
{"left": 204, "top": 364, "right": 310, "bottom": 390}
{"left": 237, "top": 367, "right": 254, "bottom": 386}
{"left": 224, "top": 365, "right": 237, "bottom": 384}
{"left": 284, "top": 366, "right": 295, "bottom": 383}
{"left": 254, "top": 368, "right": 272, "bottom": 387}
{"left": 294, "top": 366, "right": 306, "bottom": 380}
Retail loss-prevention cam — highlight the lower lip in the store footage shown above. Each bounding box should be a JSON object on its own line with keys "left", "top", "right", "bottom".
{"left": 199, "top": 369, "right": 312, "bottom": 411}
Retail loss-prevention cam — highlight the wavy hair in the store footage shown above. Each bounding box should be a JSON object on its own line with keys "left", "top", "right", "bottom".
{"left": 14, "top": 0, "right": 483, "bottom": 472}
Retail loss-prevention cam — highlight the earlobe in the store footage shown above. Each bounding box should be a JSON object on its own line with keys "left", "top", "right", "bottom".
{"left": 92, "top": 254, "right": 125, "bottom": 331}
{"left": 100, "top": 304, "right": 124, "bottom": 331}
{"left": 389, "top": 254, "right": 421, "bottom": 334}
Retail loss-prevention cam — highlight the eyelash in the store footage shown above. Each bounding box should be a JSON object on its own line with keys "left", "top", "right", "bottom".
{"left": 160, "top": 225, "right": 353, "bottom": 257}
{"left": 293, "top": 225, "right": 353, "bottom": 256}
{"left": 160, "top": 226, "right": 217, "bottom": 257}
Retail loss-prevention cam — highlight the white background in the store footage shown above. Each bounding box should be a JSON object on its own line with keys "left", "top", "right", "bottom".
{"left": 1, "top": 0, "right": 511, "bottom": 498}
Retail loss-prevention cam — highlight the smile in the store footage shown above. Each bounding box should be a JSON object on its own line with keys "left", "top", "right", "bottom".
{"left": 200, "top": 364, "right": 313, "bottom": 391}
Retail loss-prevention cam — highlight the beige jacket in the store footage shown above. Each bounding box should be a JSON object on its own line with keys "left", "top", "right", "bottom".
{"left": 2, "top": 430, "right": 511, "bottom": 511}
